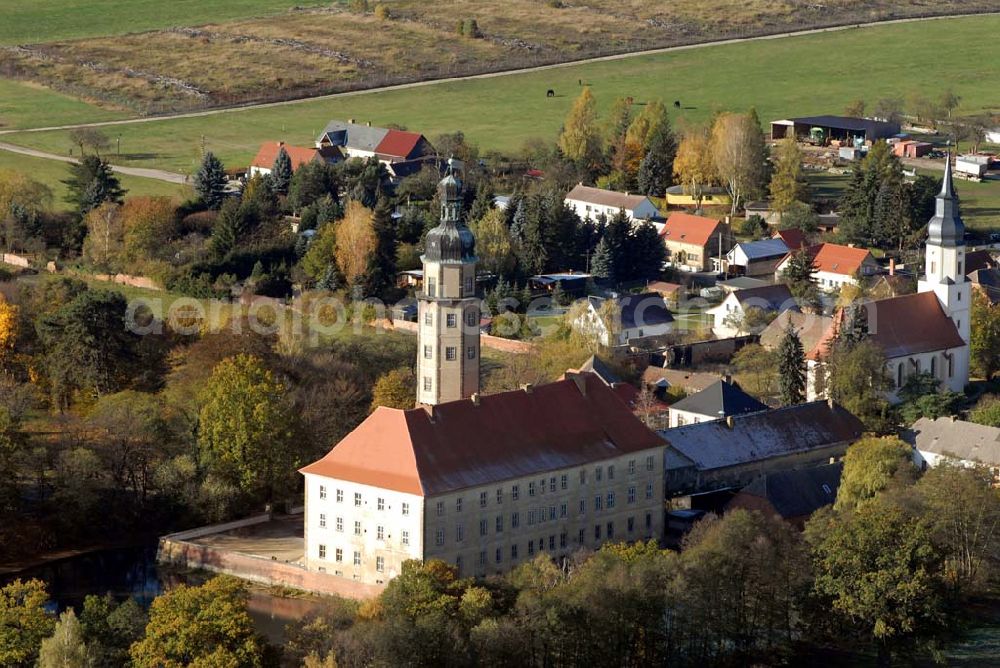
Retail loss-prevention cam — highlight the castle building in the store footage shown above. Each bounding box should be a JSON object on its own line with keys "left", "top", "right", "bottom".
{"left": 299, "top": 167, "right": 666, "bottom": 587}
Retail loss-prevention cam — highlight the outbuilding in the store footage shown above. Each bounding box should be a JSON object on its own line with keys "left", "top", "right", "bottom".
{"left": 770, "top": 115, "right": 901, "bottom": 144}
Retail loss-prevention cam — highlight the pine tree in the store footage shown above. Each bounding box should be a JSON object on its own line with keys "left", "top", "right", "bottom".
{"left": 469, "top": 180, "right": 495, "bottom": 223}
{"left": 365, "top": 198, "right": 397, "bottom": 299}
{"left": 779, "top": 248, "right": 820, "bottom": 312}
{"left": 510, "top": 198, "right": 527, "bottom": 244}
{"left": 591, "top": 236, "right": 613, "bottom": 279}
{"left": 777, "top": 322, "right": 806, "bottom": 405}
{"left": 63, "top": 155, "right": 125, "bottom": 214}
{"left": 271, "top": 146, "right": 293, "bottom": 194}
{"left": 194, "top": 151, "right": 228, "bottom": 210}
{"left": 317, "top": 262, "right": 343, "bottom": 292}
{"left": 636, "top": 120, "right": 678, "bottom": 197}
{"left": 628, "top": 221, "right": 666, "bottom": 281}
{"left": 210, "top": 199, "right": 252, "bottom": 257}
{"left": 837, "top": 302, "right": 869, "bottom": 349}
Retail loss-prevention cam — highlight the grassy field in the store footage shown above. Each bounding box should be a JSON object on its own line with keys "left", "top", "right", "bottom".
{"left": 0, "top": 0, "right": 330, "bottom": 45}
{"left": 4, "top": 15, "right": 999, "bottom": 175}
{"left": 0, "top": 79, "right": 127, "bottom": 131}
{"left": 0, "top": 151, "right": 191, "bottom": 210}
{"left": 1, "top": 1, "right": 994, "bottom": 114}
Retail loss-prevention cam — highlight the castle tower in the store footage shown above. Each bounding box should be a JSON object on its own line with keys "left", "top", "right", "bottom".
{"left": 918, "top": 154, "right": 970, "bottom": 388}
{"left": 416, "top": 159, "right": 480, "bottom": 405}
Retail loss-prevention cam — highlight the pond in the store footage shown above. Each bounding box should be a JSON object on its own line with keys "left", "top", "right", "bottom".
{"left": 3, "top": 544, "right": 324, "bottom": 645}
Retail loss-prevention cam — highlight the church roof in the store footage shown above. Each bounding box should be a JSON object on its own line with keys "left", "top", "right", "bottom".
{"left": 299, "top": 373, "right": 664, "bottom": 496}
{"left": 927, "top": 156, "right": 965, "bottom": 247}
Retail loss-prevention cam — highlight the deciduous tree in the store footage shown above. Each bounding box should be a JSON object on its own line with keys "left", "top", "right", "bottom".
{"left": 335, "top": 201, "right": 377, "bottom": 288}
{"left": 0, "top": 579, "right": 54, "bottom": 668}
{"left": 769, "top": 136, "right": 809, "bottom": 216}
{"left": 37, "top": 609, "right": 87, "bottom": 668}
{"left": 471, "top": 208, "right": 514, "bottom": 277}
{"left": 672, "top": 127, "right": 716, "bottom": 211}
{"left": 834, "top": 436, "right": 915, "bottom": 511}
{"left": 558, "top": 88, "right": 602, "bottom": 171}
{"left": 711, "top": 111, "right": 767, "bottom": 216}
{"left": 971, "top": 289, "right": 1000, "bottom": 380}
{"left": 370, "top": 367, "right": 415, "bottom": 411}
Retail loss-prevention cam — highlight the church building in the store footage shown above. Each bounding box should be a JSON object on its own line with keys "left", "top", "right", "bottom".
{"left": 299, "top": 164, "right": 666, "bottom": 587}
{"left": 806, "top": 157, "right": 971, "bottom": 400}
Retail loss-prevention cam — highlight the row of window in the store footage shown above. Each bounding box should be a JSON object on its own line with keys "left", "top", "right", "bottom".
{"left": 316, "top": 516, "right": 410, "bottom": 546}
{"left": 423, "top": 345, "right": 477, "bottom": 361}
{"left": 425, "top": 276, "right": 476, "bottom": 298}
{"left": 434, "top": 458, "right": 656, "bottom": 517}
{"left": 316, "top": 545, "right": 387, "bottom": 573}
{"left": 423, "top": 310, "right": 478, "bottom": 327}
{"left": 317, "top": 487, "right": 410, "bottom": 516}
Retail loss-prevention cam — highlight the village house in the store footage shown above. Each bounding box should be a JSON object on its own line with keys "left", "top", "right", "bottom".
{"left": 904, "top": 417, "right": 1000, "bottom": 480}
{"left": 774, "top": 242, "right": 879, "bottom": 292}
{"left": 299, "top": 163, "right": 666, "bottom": 587}
{"left": 759, "top": 310, "right": 833, "bottom": 354}
{"left": 563, "top": 184, "right": 660, "bottom": 225}
{"left": 659, "top": 212, "right": 730, "bottom": 273}
{"left": 666, "top": 379, "right": 767, "bottom": 428}
{"left": 772, "top": 228, "right": 808, "bottom": 250}
{"left": 707, "top": 283, "right": 797, "bottom": 338}
{"left": 316, "top": 120, "right": 437, "bottom": 178}
{"left": 660, "top": 400, "right": 864, "bottom": 498}
{"left": 806, "top": 160, "right": 971, "bottom": 400}
{"left": 573, "top": 293, "right": 674, "bottom": 347}
{"left": 248, "top": 141, "right": 338, "bottom": 177}
{"left": 727, "top": 462, "right": 843, "bottom": 529}
{"left": 724, "top": 238, "right": 790, "bottom": 278}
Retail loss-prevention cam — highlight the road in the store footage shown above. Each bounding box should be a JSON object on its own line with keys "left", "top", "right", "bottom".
{"left": 0, "top": 8, "right": 996, "bottom": 184}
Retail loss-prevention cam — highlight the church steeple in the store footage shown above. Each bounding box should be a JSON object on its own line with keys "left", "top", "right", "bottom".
{"left": 927, "top": 154, "right": 964, "bottom": 248}
{"left": 416, "top": 159, "right": 480, "bottom": 406}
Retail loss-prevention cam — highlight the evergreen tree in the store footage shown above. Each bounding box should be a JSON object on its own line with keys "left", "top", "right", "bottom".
{"left": 837, "top": 302, "right": 870, "bottom": 349}
{"left": 777, "top": 322, "right": 806, "bottom": 405}
{"left": 209, "top": 199, "right": 257, "bottom": 258}
{"left": 510, "top": 198, "right": 527, "bottom": 244}
{"left": 63, "top": 155, "right": 125, "bottom": 214}
{"left": 317, "top": 262, "right": 343, "bottom": 292}
{"left": 271, "top": 146, "right": 293, "bottom": 194}
{"left": 365, "top": 198, "right": 397, "bottom": 299}
{"left": 194, "top": 152, "right": 228, "bottom": 210}
{"left": 469, "top": 180, "right": 495, "bottom": 223}
{"left": 838, "top": 141, "right": 903, "bottom": 248}
{"left": 591, "top": 236, "right": 613, "bottom": 280}
{"left": 636, "top": 120, "right": 678, "bottom": 197}
{"left": 628, "top": 220, "right": 666, "bottom": 281}
{"left": 779, "top": 248, "right": 820, "bottom": 311}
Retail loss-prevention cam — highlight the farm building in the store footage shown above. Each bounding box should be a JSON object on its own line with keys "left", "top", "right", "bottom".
{"left": 892, "top": 141, "right": 933, "bottom": 159}
{"left": 316, "top": 120, "right": 437, "bottom": 178}
{"left": 563, "top": 184, "right": 660, "bottom": 224}
{"left": 664, "top": 185, "right": 732, "bottom": 208}
{"left": 770, "top": 115, "right": 900, "bottom": 144}
{"left": 724, "top": 238, "right": 791, "bottom": 277}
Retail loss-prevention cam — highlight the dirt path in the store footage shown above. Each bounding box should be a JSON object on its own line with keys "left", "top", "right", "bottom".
{"left": 0, "top": 10, "right": 997, "bottom": 141}
{"left": 0, "top": 141, "right": 187, "bottom": 183}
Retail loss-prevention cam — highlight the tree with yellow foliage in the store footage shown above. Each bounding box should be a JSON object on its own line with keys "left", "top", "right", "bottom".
{"left": 558, "top": 87, "right": 602, "bottom": 171}
{"left": 672, "top": 127, "right": 717, "bottom": 211}
{"left": 335, "top": 201, "right": 377, "bottom": 289}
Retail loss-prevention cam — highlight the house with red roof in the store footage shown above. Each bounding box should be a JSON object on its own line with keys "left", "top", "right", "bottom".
{"left": 248, "top": 141, "right": 338, "bottom": 177}
{"left": 659, "top": 212, "right": 730, "bottom": 272}
{"left": 774, "top": 242, "right": 878, "bottom": 292}
{"left": 316, "top": 120, "right": 437, "bottom": 179}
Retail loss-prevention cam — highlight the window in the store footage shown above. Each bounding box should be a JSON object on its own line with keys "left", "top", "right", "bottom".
{"left": 607, "top": 465, "right": 614, "bottom": 480}
{"left": 646, "top": 455, "right": 655, "bottom": 471}
{"left": 447, "top": 313, "right": 457, "bottom": 328}
{"left": 496, "top": 547, "right": 502, "bottom": 564}
{"left": 595, "top": 467, "right": 603, "bottom": 482}
{"left": 645, "top": 512, "right": 652, "bottom": 529}
{"left": 606, "top": 492, "right": 615, "bottom": 509}
{"left": 423, "top": 345, "right": 432, "bottom": 359}
{"left": 549, "top": 535, "right": 555, "bottom": 550}
{"left": 319, "top": 485, "right": 327, "bottom": 500}
{"left": 467, "top": 346, "right": 476, "bottom": 360}
{"left": 646, "top": 483, "right": 654, "bottom": 500}
{"left": 511, "top": 512, "right": 519, "bottom": 528}
{"left": 377, "top": 525, "right": 384, "bottom": 540}
{"left": 353, "top": 551, "right": 361, "bottom": 566}
{"left": 594, "top": 525, "right": 601, "bottom": 540}
{"left": 496, "top": 488, "right": 503, "bottom": 504}
{"left": 354, "top": 492, "right": 362, "bottom": 507}
{"left": 319, "top": 513, "right": 326, "bottom": 528}
{"left": 479, "top": 550, "right": 487, "bottom": 567}
{"left": 456, "top": 556, "right": 463, "bottom": 572}
{"left": 456, "top": 524, "right": 464, "bottom": 542}
{"left": 538, "top": 538, "right": 544, "bottom": 552}
{"left": 511, "top": 544, "right": 518, "bottom": 559}
{"left": 335, "top": 548, "right": 343, "bottom": 562}
{"left": 559, "top": 503, "right": 567, "bottom": 518}
{"left": 423, "top": 377, "right": 432, "bottom": 391}
{"left": 949, "top": 355, "right": 955, "bottom": 378}
{"left": 594, "top": 496, "right": 603, "bottom": 511}
{"left": 578, "top": 528, "right": 586, "bottom": 545}
{"left": 466, "top": 310, "right": 477, "bottom": 326}
{"left": 512, "top": 484, "right": 519, "bottom": 500}
{"left": 560, "top": 533, "right": 567, "bottom": 548}
{"left": 480, "top": 519, "right": 488, "bottom": 537}
{"left": 580, "top": 469, "right": 587, "bottom": 485}
{"left": 336, "top": 488, "right": 343, "bottom": 503}
{"left": 628, "top": 459, "right": 636, "bottom": 475}
{"left": 549, "top": 477, "right": 556, "bottom": 493}
{"left": 465, "top": 277, "right": 474, "bottom": 294}
{"left": 446, "top": 347, "right": 456, "bottom": 361}
{"left": 539, "top": 478, "right": 546, "bottom": 495}
{"left": 424, "top": 311, "right": 432, "bottom": 326}
{"left": 528, "top": 510, "right": 536, "bottom": 525}
{"left": 428, "top": 277, "right": 437, "bottom": 297}
{"left": 628, "top": 486, "right": 636, "bottom": 504}
{"left": 528, "top": 541, "right": 535, "bottom": 556}
{"left": 897, "top": 363, "right": 904, "bottom": 389}
{"left": 560, "top": 474, "right": 568, "bottom": 490}
{"left": 456, "top": 497, "right": 463, "bottom": 513}
{"left": 627, "top": 516, "right": 635, "bottom": 533}
{"left": 336, "top": 516, "right": 343, "bottom": 532}
{"left": 579, "top": 499, "right": 586, "bottom": 515}
{"left": 496, "top": 515, "right": 504, "bottom": 533}
{"left": 377, "top": 497, "right": 385, "bottom": 511}
{"left": 931, "top": 356, "right": 937, "bottom": 377}
{"left": 354, "top": 521, "right": 361, "bottom": 536}
{"left": 607, "top": 522, "right": 614, "bottom": 539}
{"left": 402, "top": 502, "right": 410, "bottom": 516}
{"left": 376, "top": 556, "right": 384, "bottom": 573}
{"left": 318, "top": 544, "right": 326, "bottom": 559}
{"left": 549, "top": 506, "right": 556, "bottom": 521}
{"left": 528, "top": 482, "right": 536, "bottom": 497}
{"left": 436, "top": 501, "right": 445, "bottom": 516}
{"left": 480, "top": 491, "right": 488, "bottom": 507}
{"left": 402, "top": 530, "right": 410, "bottom": 546}
{"left": 435, "top": 529, "right": 444, "bottom": 546}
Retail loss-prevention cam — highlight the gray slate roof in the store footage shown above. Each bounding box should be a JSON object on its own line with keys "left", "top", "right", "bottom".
{"left": 660, "top": 401, "right": 864, "bottom": 471}
{"left": 669, "top": 380, "right": 767, "bottom": 418}
{"left": 902, "top": 417, "right": 1000, "bottom": 466}
{"left": 737, "top": 462, "right": 843, "bottom": 519}
{"left": 590, "top": 293, "right": 674, "bottom": 329}
{"left": 319, "top": 121, "right": 390, "bottom": 153}
{"left": 578, "top": 355, "right": 622, "bottom": 386}
{"left": 732, "top": 238, "right": 789, "bottom": 261}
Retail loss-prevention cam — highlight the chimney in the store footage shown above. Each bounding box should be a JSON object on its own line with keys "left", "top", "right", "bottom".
{"left": 827, "top": 397, "right": 835, "bottom": 410}
{"left": 829, "top": 456, "right": 836, "bottom": 465}
{"left": 348, "top": 118, "right": 355, "bottom": 124}
{"left": 889, "top": 258, "right": 896, "bottom": 276}
{"left": 725, "top": 415, "right": 734, "bottom": 429}
{"left": 471, "top": 393, "right": 481, "bottom": 407}
{"left": 366, "top": 120, "right": 372, "bottom": 127}
{"left": 278, "top": 141, "right": 284, "bottom": 147}
{"left": 522, "top": 383, "right": 534, "bottom": 394}
{"left": 569, "top": 373, "right": 587, "bottom": 395}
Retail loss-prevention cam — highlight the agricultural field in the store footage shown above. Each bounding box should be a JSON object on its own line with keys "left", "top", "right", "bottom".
{"left": 0, "top": 0, "right": 995, "bottom": 115}
{"left": 4, "top": 15, "right": 1000, "bottom": 178}
{"left": 0, "top": 78, "right": 127, "bottom": 131}
{"left": 0, "top": 151, "right": 191, "bottom": 210}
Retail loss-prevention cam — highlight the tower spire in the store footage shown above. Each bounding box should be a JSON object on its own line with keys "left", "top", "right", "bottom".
{"left": 926, "top": 152, "right": 964, "bottom": 247}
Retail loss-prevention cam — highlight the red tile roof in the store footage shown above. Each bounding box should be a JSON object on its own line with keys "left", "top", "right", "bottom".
{"left": 807, "top": 292, "right": 966, "bottom": 361}
{"left": 773, "top": 228, "right": 807, "bottom": 250}
{"left": 374, "top": 130, "right": 424, "bottom": 160}
{"left": 299, "top": 373, "right": 663, "bottom": 496}
{"left": 250, "top": 142, "right": 318, "bottom": 170}
{"left": 659, "top": 212, "right": 722, "bottom": 248}
{"left": 786, "top": 243, "right": 874, "bottom": 277}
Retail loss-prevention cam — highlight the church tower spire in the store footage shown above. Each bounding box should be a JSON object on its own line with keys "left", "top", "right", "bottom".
{"left": 416, "top": 159, "right": 480, "bottom": 406}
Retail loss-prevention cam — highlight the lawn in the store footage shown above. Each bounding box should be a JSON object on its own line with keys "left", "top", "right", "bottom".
{"left": 4, "top": 15, "right": 999, "bottom": 176}
{"left": 0, "top": 0, "right": 330, "bottom": 44}
{"left": 0, "top": 151, "right": 191, "bottom": 210}
{"left": 0, "top": 79, "right": 127, "bottom": 131}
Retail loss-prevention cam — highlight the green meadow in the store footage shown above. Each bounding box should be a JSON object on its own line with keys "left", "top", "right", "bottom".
{"left": 0, "top": 79, "right": 128, "bottom": 131}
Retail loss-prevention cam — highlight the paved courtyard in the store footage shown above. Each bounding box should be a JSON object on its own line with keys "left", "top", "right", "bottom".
{"left": 189, "top": 514, "right": 304, "bottom": 564}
